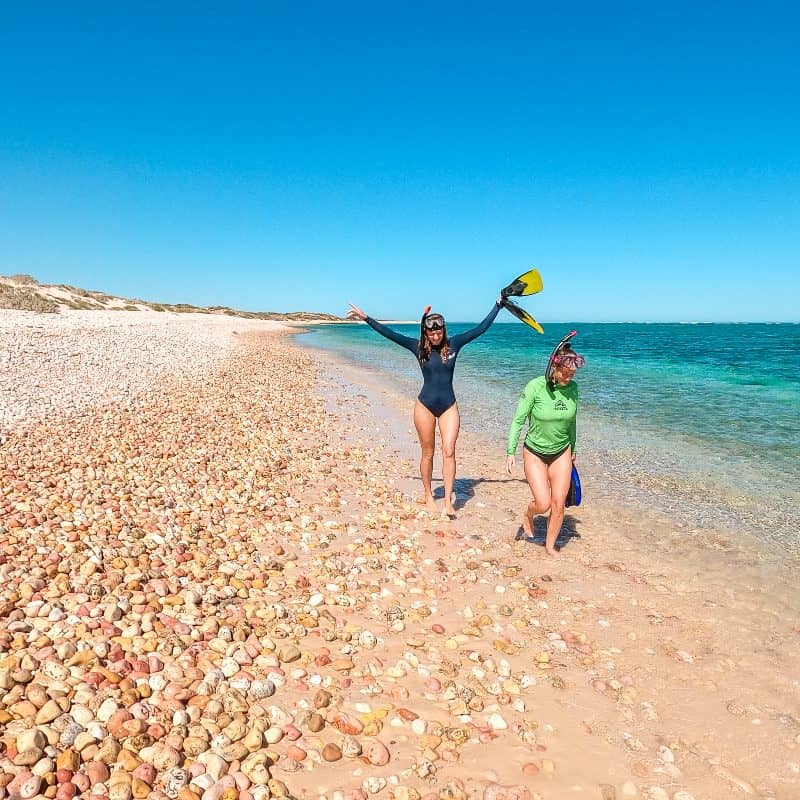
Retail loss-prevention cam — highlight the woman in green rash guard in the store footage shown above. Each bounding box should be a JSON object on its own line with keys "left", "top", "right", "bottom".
{"left": 506, "top": 339, "right": 585, "bottom": 555}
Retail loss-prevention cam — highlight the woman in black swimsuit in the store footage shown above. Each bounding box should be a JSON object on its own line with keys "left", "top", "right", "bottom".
{"left": 347, "top": 300, "right": 502, "bottom": 517}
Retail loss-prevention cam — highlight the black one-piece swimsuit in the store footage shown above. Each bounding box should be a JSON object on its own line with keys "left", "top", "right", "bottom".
{"left": 364, "top": 303, "right": 501, "bottom": 417}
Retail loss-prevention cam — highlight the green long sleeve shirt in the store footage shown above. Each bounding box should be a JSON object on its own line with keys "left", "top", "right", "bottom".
{"left": 507, "top": 375, "right": 578, "bottom": 456}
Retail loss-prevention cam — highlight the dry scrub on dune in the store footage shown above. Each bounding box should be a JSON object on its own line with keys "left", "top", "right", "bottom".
{"left": 0, "top": 273, "right": 342, "bottom": 320}
{"left": 0, "top": 283, "right": 59, "bottom": 313}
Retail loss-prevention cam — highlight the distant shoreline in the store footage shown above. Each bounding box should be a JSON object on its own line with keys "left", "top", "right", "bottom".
{"left": 3, "top": 277, "right": 797, "bottom": 324}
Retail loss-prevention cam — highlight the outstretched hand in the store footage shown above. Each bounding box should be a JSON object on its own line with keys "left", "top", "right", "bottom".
{"left": 347, "top": 303, "right": 367, "bottom": 321}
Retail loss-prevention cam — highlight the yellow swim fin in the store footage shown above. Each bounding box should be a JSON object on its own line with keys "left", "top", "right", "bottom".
{"left": 501, "top": 268, "right": 543, "bottom": 298}
{"left": 503, "top": 299, "right": 544, "bottom": 334}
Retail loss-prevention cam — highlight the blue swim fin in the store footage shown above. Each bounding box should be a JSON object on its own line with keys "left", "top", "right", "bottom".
{"left": 566, "top": 464, "right": 582, "bottom": 507}
{"left": 564, "top": 464, "right": 581, "bottom": 506}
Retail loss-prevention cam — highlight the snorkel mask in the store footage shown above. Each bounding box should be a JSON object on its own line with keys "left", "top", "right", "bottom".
{"left": 553, "top": 352, "right": 586, "bottom": 369}
{"left": 421, "top": 305, "right": 445, "bottom": 332}
{"left": 546, "top": 330, "right": 585, "bottom": 387}
{"left": 423, "top": 314, "right": 445, "bottom": 331}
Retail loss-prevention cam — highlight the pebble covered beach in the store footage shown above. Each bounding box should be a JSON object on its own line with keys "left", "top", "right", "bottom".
{"left": 1, "top": 311, "right": 798, "bottom": 800}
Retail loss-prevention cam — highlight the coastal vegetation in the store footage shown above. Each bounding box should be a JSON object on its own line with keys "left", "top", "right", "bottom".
{"left": 0, "top": 273, "right": 341, "bottom": 321}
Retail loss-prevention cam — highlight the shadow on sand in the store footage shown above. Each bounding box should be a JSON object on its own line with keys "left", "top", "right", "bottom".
{"left": 514, "top": 514, "right": 581, "bottom": 552}
{"left": 431, "top": 475, "right": 514, "bottom": 510}
{"left": 430, "top": 476, "right": 581, "bottom": 552}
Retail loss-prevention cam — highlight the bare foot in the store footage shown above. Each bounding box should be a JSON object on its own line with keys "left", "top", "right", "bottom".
{"left": 443, "top": 505, "right": 456, "bottom": 519}
{"left": 545, "top": 546, "right": 559, "bottom": 556}
{"left": 522, "top": 511, "right": 533, "bottom": 536}
{"left": 420, "top": 496, "right": 439, "bottom": 514}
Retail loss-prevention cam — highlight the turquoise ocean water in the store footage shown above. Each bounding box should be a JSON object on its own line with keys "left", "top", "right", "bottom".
{"left": 300, "top": 322, "right": 800, "bottom": 550}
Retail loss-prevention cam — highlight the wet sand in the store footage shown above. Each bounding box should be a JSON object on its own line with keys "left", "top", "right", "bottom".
{"left": 1, "top": 313, "right": 798, "bottom": 800}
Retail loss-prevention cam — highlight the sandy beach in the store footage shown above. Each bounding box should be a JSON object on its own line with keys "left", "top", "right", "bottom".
{"left": 1, "top": 312, "right": 798, "bottom": 800}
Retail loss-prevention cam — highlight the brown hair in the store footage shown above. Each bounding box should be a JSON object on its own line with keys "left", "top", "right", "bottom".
{"left": 554, "top": 343, "right": 574, "bottom": 360}
{"left": 419, "top": 320, "right": 450, "bottom": 364}
{"left": 547, "top": 344, "right": 574, "bottom": 388}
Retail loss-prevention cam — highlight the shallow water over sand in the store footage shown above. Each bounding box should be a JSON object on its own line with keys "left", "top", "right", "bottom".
{"left": 301, "top": 321, "right": 800, "bottom": 554}
{"left": 305, "top": 341, "right": 800, "bottom": 800}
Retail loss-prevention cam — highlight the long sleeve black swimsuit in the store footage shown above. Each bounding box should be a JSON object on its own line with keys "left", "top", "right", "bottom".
{"left": 364, "top": 302, "right": 502, "bottom": 417}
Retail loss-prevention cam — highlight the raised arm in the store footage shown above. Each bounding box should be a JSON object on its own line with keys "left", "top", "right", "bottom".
{"left": 364, "top": 317, "right": 419, "bottom": 352}
{"left": 347, "top": 303, "right": 418, "bottom": 353}
{"left": 449, "top": 300, "right": 502, "bottom": 349}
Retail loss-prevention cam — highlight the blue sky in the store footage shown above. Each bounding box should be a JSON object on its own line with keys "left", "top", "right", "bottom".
{"left": 1, "top": 2, "right": 798, "bottom": 322}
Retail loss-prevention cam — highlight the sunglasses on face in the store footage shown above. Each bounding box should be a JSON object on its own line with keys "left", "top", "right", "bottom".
{"left": 554, "top": 354, "right": 585, "bottom": 369}
{"left": 424, "top": 317, "right": 445, "bottom": 330}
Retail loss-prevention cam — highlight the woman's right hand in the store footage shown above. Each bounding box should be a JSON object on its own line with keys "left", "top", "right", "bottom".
{"left": 347, "top": 303, "right": 367, "bottom": 321}
{"left": 505, "top": 455, "right": 515, "bottom": 475}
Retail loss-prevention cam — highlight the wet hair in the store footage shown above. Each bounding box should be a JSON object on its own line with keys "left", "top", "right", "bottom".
{"left": 553, "top": 343, "right": 575, "bottom": 361}
{"left": 419, "top": 316, "right": 450, "bottom": 364}
{"left": 547, "top": 344, "right": 576, "bottom": 388}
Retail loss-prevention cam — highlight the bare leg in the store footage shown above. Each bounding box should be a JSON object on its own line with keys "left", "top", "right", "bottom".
{"left": 544, "top": 449, "right": 573, "bottom": 555}
{"left": 522, "top": 447, "right": 551, "bottom": 536}
{"left": 437, "top": 403, "right": 461, "bottom": 517}
{"left": 413, "top": 400, "right": 439, "bottom": 513}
